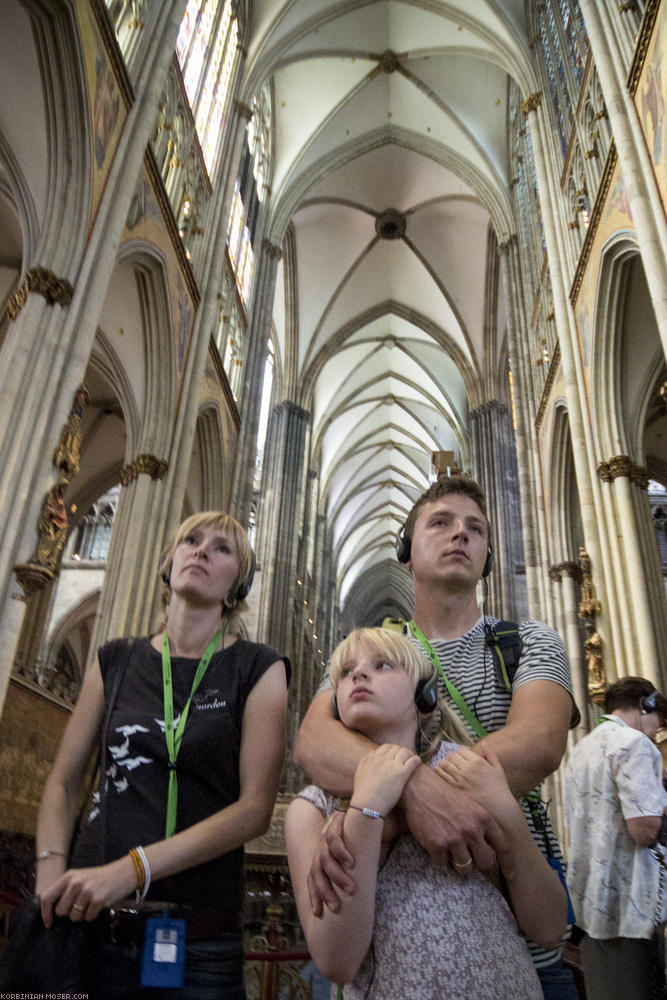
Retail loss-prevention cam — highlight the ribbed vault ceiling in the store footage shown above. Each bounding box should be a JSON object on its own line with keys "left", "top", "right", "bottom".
{"left": 247, "top": 0, "right": 535, "bottom": 618}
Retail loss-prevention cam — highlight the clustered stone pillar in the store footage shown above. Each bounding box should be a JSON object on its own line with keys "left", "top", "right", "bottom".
{"left": 231, "top": 241, "right": 283, "bottom": 528}
{"left": 497, "top": 237, "right": 545, "bottom": 618}
{"left": 469, "top": 401, "right": 526, "bottom": 621}
{"left": 256, "top": 401, "right": 310, "bottom": 658}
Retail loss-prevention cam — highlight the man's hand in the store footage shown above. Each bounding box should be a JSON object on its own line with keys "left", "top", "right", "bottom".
{"left": 306, "top": 811, "right": 356, "bottom": 916}
{"left": 401, "top": 762, "right": 500, "bottom": 870}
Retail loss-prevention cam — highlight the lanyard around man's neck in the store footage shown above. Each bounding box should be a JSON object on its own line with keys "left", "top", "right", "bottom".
{"left": 407, "top": 619, "right": 488, "bottom": 740}
{"left": 161, "top": 627, "right": 224, "bottom": 838}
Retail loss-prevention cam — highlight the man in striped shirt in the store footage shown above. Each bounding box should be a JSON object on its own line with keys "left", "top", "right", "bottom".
{"left": 295, "top": 475, "right": 580, "bottom": 999}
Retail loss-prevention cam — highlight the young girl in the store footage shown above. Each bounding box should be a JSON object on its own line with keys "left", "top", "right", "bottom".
{"left": 286, "top": 628, "right": 566, "bottom": 1000}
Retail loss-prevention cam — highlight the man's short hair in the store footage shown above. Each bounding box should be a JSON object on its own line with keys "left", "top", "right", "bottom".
{"left": 604, "top": 676, "right": 667, "bottom": 722}
{"left": 403, "top": 475, "right": 488, "bottom": 544}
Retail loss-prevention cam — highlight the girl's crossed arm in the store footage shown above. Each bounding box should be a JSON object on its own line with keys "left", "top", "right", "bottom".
{"left": 286, "top": 744, "right": 420, "bottom": 983}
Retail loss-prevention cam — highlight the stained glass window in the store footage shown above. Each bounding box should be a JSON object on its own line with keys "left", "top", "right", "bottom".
{"left": 176, "top": 0, "right": 237, "bottom": 179}
{"left": 536, "top": 0, "right": 589, "bottom": 163}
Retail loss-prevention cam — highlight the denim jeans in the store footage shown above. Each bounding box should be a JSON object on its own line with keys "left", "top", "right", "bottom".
{"left": 94, "top": 932, "right": 245, "bottom": 1000}
{"left": 537, "top": 958, "right": 581, "bottom": 1000}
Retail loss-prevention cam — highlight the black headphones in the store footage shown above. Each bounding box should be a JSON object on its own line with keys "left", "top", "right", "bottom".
{"left": 396, "top": 525, "right": 494, "bottom": 578}
{"left": 331, "top": 669, "right": 439, "bottom": 720}
{"left": 640, "top": 688, "right": 660, "bottom": 715}
{"left": 161, "top": 549, "right": 256, "bottom": 602}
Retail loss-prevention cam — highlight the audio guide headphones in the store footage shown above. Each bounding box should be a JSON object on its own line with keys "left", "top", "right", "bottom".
{"left": 396, "top": 524, "right": 494, "bottom": 578}
{"left": 162, "top": 549, "right": 256, "bottom": 602}
{"left": 640, "top": 688, "right": 659, "bottom": 715}
{"left": 331, "top": 668, "right": 439, "bottom": 720}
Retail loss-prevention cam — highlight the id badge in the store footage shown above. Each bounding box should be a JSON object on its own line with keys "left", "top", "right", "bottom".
{"left": 140, "top": 913, "right": 186, "bottom": 988}
{"left": 547, "top": 857, "right": 576, "bottom": 924}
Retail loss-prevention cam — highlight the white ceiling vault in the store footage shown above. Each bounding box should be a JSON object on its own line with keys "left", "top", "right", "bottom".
{"left": 244, "top": 0, "right": 538, "bottom": 615}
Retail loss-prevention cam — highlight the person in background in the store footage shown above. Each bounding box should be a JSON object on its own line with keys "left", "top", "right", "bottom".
{"left": 287, "top": 628, "right": 566, "bottom": 999}
{"left": 564, "top": 677, "right": 667, "bottom": 1000}
{"left": 35, "top": 511, "right": 290, "bottom": 999}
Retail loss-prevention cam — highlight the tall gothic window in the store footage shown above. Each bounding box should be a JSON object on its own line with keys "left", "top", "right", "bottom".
{"left": 536, "top": 0, "right": 588, "bottom": 160}
{"left": 176, "top": 0, "right": 238, "bottom": 178}
{"left": 227, "top": 84, "right": 272, "bottom": 306}
{"left": 511, "top": 102, "right": 544, "bottom": 297}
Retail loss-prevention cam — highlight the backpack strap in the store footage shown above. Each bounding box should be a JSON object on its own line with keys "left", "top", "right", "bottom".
{"left": 484, "top": 620, "right": 523, "bottom": 691}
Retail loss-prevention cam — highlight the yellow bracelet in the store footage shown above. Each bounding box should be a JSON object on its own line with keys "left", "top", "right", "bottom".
{"left": 128, "top": 847, "right": 146, "bottom": 890}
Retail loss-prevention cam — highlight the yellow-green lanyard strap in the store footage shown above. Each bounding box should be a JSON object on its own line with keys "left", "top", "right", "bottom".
{"left": 161, "top": 628, "right": 223, "bottom": 838}
{"left": 408, "top": 618, "right": 543, "bottom": 814}
{"left": 408, "top": 619, "right": 488, "bottom": 740}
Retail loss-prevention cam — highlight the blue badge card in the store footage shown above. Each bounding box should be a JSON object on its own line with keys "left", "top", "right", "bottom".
{"left": 140, "top": 912, "right": 186, "bottom": 988}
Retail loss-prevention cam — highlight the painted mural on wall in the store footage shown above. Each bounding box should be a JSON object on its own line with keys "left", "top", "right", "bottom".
{"left": 122, "top": 164, "right": 195, "bottom": 378}
{"left": 75, "top": 0, "right": 127, "bottom": 238}
{"left": 637, "top": 3, "right": 667, "bottom": 211}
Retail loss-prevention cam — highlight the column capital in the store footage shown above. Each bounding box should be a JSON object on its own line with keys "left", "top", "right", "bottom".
{"left": 262, "top": 240, "right": 283, "bottom": 262}
{"left": 120, "top": 453, "right": 169, "bottom": 486}
{"left": 497, "top": 235, "right": 518, "bottom": 255}
{"left": 522, "top": 92, "right": 542, "bottom": 116}
{"left": 597, "top": 455, "right": 649, "bottom": 488}
{"left": 7, "top": 267, "right": 74, "bottom": 321}
{"left": 234, "top": 99, "right": 253, "bottom": 122}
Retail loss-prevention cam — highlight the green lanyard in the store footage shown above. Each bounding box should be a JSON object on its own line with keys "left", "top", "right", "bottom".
{"left": 407, "top": 618, "right": 543, "bottom": 813}
{"left": 161, "top": 628, "right": 223, "bottom": 838}
{"left": 408, "top": 619, "right": 488, "bottom": 740}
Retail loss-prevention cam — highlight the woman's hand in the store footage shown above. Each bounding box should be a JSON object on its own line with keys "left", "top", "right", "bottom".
{"left": 352, "top": 744, "right": 421, "bottom": 818}
{"left": 40, "top": 855, "right": 137, "bottom": 927}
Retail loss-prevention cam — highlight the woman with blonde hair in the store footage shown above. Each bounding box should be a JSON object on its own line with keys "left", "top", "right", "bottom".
{"left": 33, "top": 511, "right": 290, "bottom": 998}
{"left": 286, "top": 627, "right": 565, "bottom": 1000}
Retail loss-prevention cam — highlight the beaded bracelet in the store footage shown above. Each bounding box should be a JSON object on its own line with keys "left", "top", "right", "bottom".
{"left": 348, "top": 804, "right": 385, "bottom": 820}
{"left": 34, "top": 849, "right": 67, "bottom": 862}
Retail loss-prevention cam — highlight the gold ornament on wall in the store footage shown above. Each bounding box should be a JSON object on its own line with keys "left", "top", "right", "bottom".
{"left": 584, "top": 631, "right": 606, "bottom": 706}
{"left": 13, "top": 384, "right": 89, "bottom": 597}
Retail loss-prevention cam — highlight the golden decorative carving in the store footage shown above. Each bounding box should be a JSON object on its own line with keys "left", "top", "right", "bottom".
{"left": 584, "top": 148, "right": 599, "bottom": 159}
{"left": 522, "top": 92, "right": 542, "bottom": 116}
{"left": 13, "top": 385, "right": 91, "bottom": 596}
{"left": 120, "top": 453, "right": 169, "bottom": 486}
{"left": 578, "top": 547, "right": 602, "bottom": 619}
{"left": 7, "top": 267, "right": 74, "bottom": 321}
{"left": 549, "top": 561, "right": 582, "bottom": 583}
{"left": 597, "top": 455, "right": 649, "bottom": 488}
{"left": 585, "top": 631, "right": 606, "bottom": 705}
{"left": 53, "top": 385, "right": 89, "bottom": 481}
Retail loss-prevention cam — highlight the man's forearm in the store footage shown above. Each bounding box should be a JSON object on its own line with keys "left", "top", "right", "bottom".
{"left": 294, "top": 689, "right": 375, "bottom": 796}
{"left": 475, "top": 724, "right": 566, "bottom": 797}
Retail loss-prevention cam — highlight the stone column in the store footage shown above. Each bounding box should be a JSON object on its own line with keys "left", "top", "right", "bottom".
{"left": 470, "top": 401, "right": 525, "bottom": 620}
{"left": 231, "top": 240, "right": 283, "bottom": 527}
{"left": 0, "top": 1, "right": 188, "bottom": 712}
{"left": 579, "top": 0, "right": 667, "bottom": 360}
{"left": 549, "top": 563, "right": 589, "bottom": 739}
{"left": 597, "top": 457, "right": 667, "bottom": 687}
{"left": 256, "top": 401, "right": 310, "bottom": 657}
{"left": 498, "top": 238, "right": 543, "bottom": 617}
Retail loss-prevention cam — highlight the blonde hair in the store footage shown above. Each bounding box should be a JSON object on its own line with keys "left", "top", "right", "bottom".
{"left": 330, "top": 627, "right": 470, "bottom": 755}
{"left": 159, "top": 511, "right": 254, "bottom": 619}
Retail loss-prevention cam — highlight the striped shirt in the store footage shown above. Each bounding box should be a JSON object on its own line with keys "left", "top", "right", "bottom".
{"left": 410, "top": 615, "right": 574, "bottom": 969}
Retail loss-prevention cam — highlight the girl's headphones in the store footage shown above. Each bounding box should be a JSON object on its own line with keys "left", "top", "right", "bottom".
{"left": 331, "top": 669, "right": 439, "bottom": 719}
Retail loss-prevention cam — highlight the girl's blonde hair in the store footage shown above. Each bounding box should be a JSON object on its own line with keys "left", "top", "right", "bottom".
{"left": 330, "top": 627, "right": 471, "bottom": 756}
{"left": 159, "top": 511, "right": 254, "bottom": 619}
